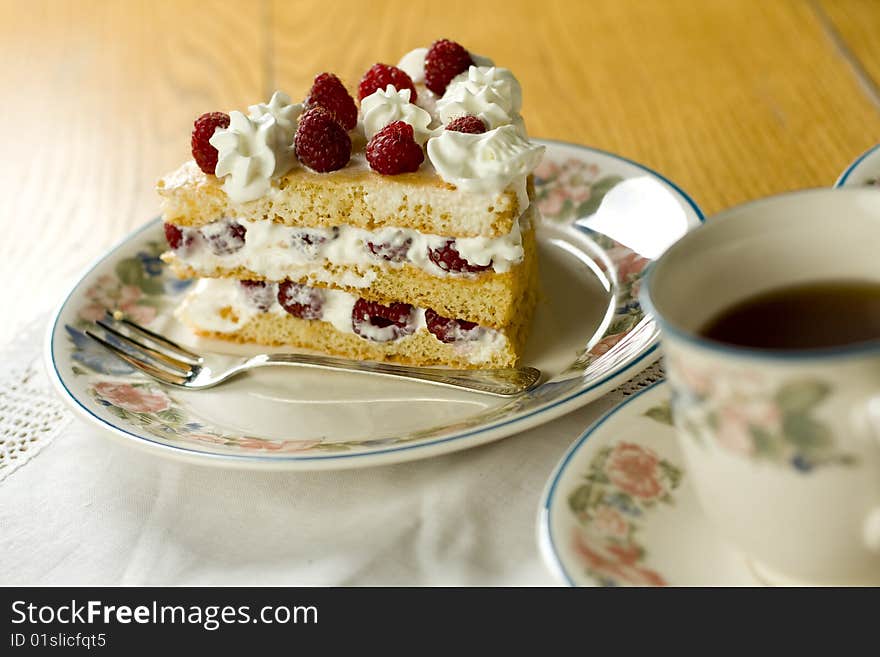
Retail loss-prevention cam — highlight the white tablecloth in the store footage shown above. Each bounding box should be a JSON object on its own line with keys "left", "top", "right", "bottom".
{"left": 0, "top": 317, "right": 658, "bottom": 586}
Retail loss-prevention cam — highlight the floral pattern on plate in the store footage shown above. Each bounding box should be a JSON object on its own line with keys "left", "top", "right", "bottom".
{"left": 568, "top": 440, "right": 682, "bottom": 586}
{"left": 535, "top": 157, "right": 651, "bottom": 365}
{"left": 541, "top": 380, "right": 762, "bottom": 587}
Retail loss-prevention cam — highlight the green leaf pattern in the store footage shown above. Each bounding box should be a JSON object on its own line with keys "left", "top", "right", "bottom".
{"left": 668, "top": 364, "right": 856, "bottom": 472}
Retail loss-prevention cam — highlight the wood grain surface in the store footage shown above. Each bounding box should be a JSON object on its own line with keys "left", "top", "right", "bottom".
{"left": 2, "top": 0, "right": 879, "bottom": 346}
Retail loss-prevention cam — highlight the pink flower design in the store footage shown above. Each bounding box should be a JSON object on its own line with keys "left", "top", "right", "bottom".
{"left": 570, "top": 187, "right": 591, "bottom": 203}
{"left": 535, "top": 158, "right": 604, "bottom": 220}
{"left": 630, "top": 278, "right": 643, "bottom": 301}
{"left": 124, "top": 303, "right": 157, "bottom": 325}
{"left": 186, "top": 433, "right": 230, "bottom": 446}
{"left": 234, "top": 437, "right": 322, "bottom": 452}
{"left": 533, "top": 159, "right": 560, "bottom": 180}
{"left": 559, "top": 158, "right": 594, "bottom": 186}
{"left": 604, "top": 442, "right": 664, "bottom": 500}
{"left": 715, "top": 401, "right": 780, "bottom": 457}
{"left": 592, "top": 505, "right": 629, "bottom": 538}
{"left": 589, "top": 332, "right": 626, "bottom": 357}
{"left": 573, "top": 530, "right": 667, "bottom": 586}
{"left": 670, "top": 359, "right": 713, "bottom": 398}
{"left": 78, "top": 275, "right": 157, "bottom": 325}
{"left": 94, "top": 382, "right": 171, "bottom": 414}
{"left": 79, "top": 304, "right": 108, "bottom": 322}
{"left": 611, "top": 248, "right": 650, "bottom": 283}
{"left": 538, "top": 187, "right": 567, "bottom": 216}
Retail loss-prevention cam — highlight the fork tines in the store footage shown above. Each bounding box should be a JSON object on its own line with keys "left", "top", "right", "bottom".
{"left": 85, "top": 312, "right": 200, "bottom": 385}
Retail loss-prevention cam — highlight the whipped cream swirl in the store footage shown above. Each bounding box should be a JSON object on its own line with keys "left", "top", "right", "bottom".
{"left": 361, "top": 85, "right": 434, "bottom": 144}
{"left": 427, "top": 125, "right": 544, "bottom": 207}
{"left": 248, "top": 90, "right": 302, "bottom": 133}
{"left": 436, "top": 66, "right": 524, "bottom": 132}
{"left": 209, "top": 91, "right": 302, "bottom": 204}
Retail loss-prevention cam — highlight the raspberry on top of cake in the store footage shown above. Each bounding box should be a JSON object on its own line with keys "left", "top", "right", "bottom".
{"left": 160, "top": 39, "right": 544, "bottom": 235}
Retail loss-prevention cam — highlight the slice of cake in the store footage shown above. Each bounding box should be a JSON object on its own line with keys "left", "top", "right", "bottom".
{"left": 159, "top": 39, "right": 544, "bottom": 368}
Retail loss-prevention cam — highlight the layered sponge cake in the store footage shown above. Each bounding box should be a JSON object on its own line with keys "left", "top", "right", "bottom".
{"left": 160, "top": 39, "right": 544, "bottom": 368}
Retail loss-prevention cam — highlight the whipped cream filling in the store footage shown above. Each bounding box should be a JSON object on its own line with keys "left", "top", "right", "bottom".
{"left": 177, "top": 278, "right": 507, "bottom": 363}
{"left": 169, "top": 211, "right": 528, "bottom": 286}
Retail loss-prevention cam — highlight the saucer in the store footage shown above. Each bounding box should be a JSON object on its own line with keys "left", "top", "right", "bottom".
{"left": 836, "top": 143, "right": 880, "bottom": 187}
{"left": 538, "top": 380, "right": 761, "bottom": 586}
{"left": 45, "top": 140, "right": 703, "bottom": 471}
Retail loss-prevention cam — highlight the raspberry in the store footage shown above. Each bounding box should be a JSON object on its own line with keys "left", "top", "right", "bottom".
{"left": 305, "top": 72, "right": 358, "bottom": 131}
{"left": 277, "top": 281, "right": 324, "bottom": 320}
{"left": 295, "top": 106, "right": 352, "bottom": 173}
{"left": 425, "top": 308, "right": 481, "bottom": 343}
{"left": 291, "top": 227, "right": 339, "bottom": 258}
{"left": 428, "top": 241, "right": 491, "bottom": 274}
{"left": 164, "top": 223, "right": 184, "bottom": 250}
{"left": 367, "top": 236, "right": 412, "bottom": 262}
{"left": 446, "top": 115, "right": 486, "bottom": 134}
{"left": 191, "top": 112, "right": 230, "bottom": 175}
{"left": 351, "top": 298, "right": 415, "bottom": 342}
{"left": 202, "top": 221, "right": 246, "bottom": 255}
{"left": 365, "top": 121, "right": 424, "bottom": 175}
{"left": 358, "top": 63, "right": 418, "bottom": 103}
{"left": 239, "top": 280, "right": 276, "bottom": 312}
{"left": 164, "top": 223, "right": 197, "bottom": 252}
{"left": 424, "top": 39, "right": 473, "bottom": 95}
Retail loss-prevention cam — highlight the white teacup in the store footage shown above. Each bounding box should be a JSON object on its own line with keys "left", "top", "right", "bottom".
{"left": 642, "top": 188, "right": 880, "bottom": 585}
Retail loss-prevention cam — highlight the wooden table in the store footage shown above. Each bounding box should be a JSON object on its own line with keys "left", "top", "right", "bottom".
{"left": 1, "top": 0, "right": 879, "bottom": 346}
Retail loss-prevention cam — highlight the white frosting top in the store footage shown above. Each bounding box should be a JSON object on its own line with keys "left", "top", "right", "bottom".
{"left": 209, "top": 91, "right": 302, "bottom": 204}
{"left": 360, "top": 85, "right": 434, "bottom": 145}
{"left": 196, "top": 55, "right": 538, "bottom": 208}
{"left": 436, "top": 66, "right": 524, "bottom": 132}
{"left": 248, "top": 90, "right": 302, "bottom": 133}
{"left": 426, "top": 125, "right": 544, "bottom": 207}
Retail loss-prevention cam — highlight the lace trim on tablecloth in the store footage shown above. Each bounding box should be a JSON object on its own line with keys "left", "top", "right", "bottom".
{"left": 0, "top": 315, "right": 72, "bottom": 482}
{"left": 0, "top": 314, "right": 663, "bottom": 482}
{"left": 614, "top": 360, "right": 664, "bottom": 398}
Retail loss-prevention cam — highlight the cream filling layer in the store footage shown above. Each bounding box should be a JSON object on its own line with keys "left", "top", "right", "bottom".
{"left": 170, "top": 210, "right": 528, "bottom": 288}
{"left": 176, "top": 278, "right": 508, "bottom": 364}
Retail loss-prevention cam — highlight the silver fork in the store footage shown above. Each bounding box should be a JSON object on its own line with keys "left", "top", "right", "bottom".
{"left": 85, "top": 313, "right": 542, "bottom": 397}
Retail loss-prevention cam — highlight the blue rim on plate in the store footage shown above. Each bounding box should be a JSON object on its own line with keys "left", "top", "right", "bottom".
{"left": 45, "top": 140, "right": 704, "bottom": 467}
{"left": 538, "top": 379, "right": 664, "bottom": 586}
{"left": 835, "top": 143, "right": 880, "bottom": 187}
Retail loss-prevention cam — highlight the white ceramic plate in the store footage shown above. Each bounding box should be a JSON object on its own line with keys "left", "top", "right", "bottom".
{"left": 45, "top": 140, "right": 703, "bottom": 470}
{"left": 538, "top": 380, "right": 760, "bottom": 586}
{"left": 836, "top": 143, "right": 880, "bottom": 187}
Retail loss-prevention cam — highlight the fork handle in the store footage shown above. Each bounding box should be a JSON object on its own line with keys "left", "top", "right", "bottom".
{"left": 244, "top": 353, "right": 541, "bottom": 396}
